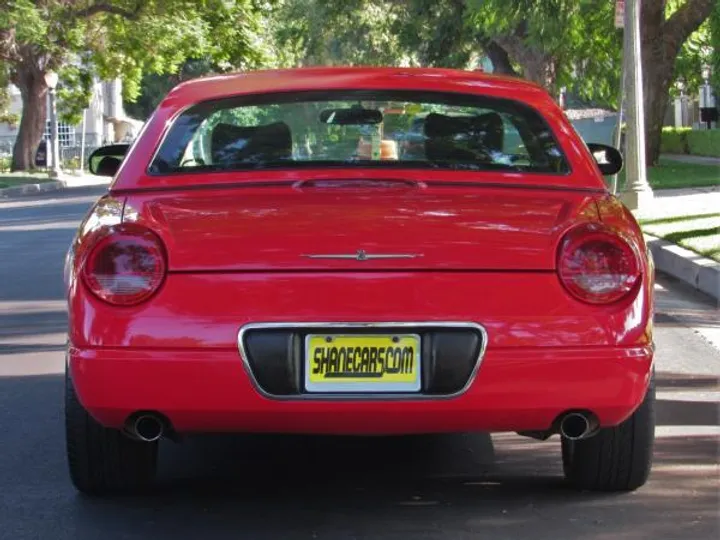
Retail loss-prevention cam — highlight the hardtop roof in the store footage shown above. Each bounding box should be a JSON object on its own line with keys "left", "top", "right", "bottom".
{"left": 160, "top": 66, "right": 548, "bottom": 107}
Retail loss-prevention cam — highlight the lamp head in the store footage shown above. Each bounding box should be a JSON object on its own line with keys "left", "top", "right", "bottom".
{"left": 44, "top": 71, "right": 59, "bottom": 90}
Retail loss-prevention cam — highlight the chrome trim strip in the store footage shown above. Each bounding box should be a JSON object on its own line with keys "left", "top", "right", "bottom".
{"left": 302, "top": 250, "right": 422, "bottom": 261}
{"left": 236, "top": 321, "right": 489, "bottom": 401}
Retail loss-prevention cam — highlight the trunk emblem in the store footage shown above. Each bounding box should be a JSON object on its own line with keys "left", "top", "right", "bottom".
{"left": 303, "top": 250, "right": 422, "bottom": 261}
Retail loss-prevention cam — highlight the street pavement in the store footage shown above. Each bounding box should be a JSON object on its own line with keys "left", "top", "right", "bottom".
{"left": 0, "top": 187, "right": 718, "bottom": 540}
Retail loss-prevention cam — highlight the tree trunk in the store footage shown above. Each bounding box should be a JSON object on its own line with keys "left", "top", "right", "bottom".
{"left": 642, "top": 55, "right": 675, "bottom": 166}
{"left": 640, "top": 0, "right": 715, "bottom": 166}
{"left": 482, "top": 40, "right": 518, "bottom": 77}
{"left": 495, "top": 35, "right": 557, "bottom": 95}
{"left": 10, "top": 67, "right": 48, "bottom": 171}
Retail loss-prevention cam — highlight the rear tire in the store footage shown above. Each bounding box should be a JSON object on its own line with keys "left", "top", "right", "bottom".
{"left": 65, "top": 368, "right": 158, "bottom": 496}
{"left": 561, "top": 374, "right": 655, "bottom": 492}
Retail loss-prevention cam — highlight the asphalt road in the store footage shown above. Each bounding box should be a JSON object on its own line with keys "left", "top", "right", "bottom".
{"left": 1, "top": 187, "right": 718, "bottom": 540}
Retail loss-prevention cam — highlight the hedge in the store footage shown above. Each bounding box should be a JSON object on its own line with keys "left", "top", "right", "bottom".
{"left": 687, "top": 129, "right": 720, "bottom": 157}
{"left": 661, "top": 127, "right": 720, "bottom": 157}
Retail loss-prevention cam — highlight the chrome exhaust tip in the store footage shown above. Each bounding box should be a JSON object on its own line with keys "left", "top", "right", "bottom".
{"left": 559, "top": 412, "right": 599, "bottom": 441}
{"left": 128, "top": 413, "right": 164, "bottom": 442}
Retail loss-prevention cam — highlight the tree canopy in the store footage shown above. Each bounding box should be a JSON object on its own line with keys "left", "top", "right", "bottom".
{"left": 0, "top": 0, "right": 716, "bottom": 170}
{"left": 0, "top": 0, "right": 275, "bottom": 170}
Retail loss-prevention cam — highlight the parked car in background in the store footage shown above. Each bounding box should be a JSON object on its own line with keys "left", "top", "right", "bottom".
{"left": 64, "top": 67, "right": 655, "bottom": 496}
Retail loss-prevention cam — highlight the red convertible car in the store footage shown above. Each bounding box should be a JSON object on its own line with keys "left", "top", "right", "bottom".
{"left": 64, "top": 67, "right": 655, "bottom": 496}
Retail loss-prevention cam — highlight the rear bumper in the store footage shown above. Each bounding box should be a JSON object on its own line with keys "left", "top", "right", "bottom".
{"left": 68, "top": 343, "right": 654, "bottom": 435}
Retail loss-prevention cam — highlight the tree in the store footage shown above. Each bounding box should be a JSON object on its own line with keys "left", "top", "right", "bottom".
{"left": 123, "top": 58, "right": 214, "bottom": 120}
{"left": 710, "top": 2, "right": 720, "bottom": 94}
{"left": 465, "top": 0, "right": 622, "bottom": 106}
{"left": 0, "top": 67, "right": 18, "bottom": 125}
{"left": 670, "top": 14, "right": 712, "bottom": 99}
{"left": 0, "top": 1, "right": 273, "bottom": 171}
{"left": 272, "top": 0, "right": 410, "bottom": 67}
{"left": 438, "top": 0, "right": 715, "bottom": 165}
{"left": 641, "top": 0, "right": 715, "bottom": 165}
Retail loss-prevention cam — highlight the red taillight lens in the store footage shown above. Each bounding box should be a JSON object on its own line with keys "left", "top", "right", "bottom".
{"left": 558, "top": 224, "right": 640, "bottom": 304}
{"left": 81, "top": 225, "right": 167, "bottom": 306}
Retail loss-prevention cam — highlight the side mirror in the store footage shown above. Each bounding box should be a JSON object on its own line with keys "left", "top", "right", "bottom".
{"left": 587, "top": 143, "right": 623, "bottom": 176}
{"left": 88, "top": 144, "right": 130, "bottom": 177}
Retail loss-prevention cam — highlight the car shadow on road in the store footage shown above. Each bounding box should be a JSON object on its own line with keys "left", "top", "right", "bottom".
{"left": 81, "top": 392, "right": 720, "bottom": 539}
{"left": 1, "top": 372, "right": 718, "bottom": 539}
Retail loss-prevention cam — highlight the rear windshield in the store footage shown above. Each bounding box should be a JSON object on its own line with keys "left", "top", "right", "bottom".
{"left": 149, "top": 90, "right": 570, "bottom": 175}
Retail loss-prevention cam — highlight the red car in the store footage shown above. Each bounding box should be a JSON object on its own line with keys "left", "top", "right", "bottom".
{"left": 64, "top": 67, "right": 655, "bottom": 496}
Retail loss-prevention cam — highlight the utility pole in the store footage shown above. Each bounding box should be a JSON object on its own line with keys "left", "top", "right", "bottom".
{"left": 80, "top": 108, "right": 87, "bottom": 173}
{"left": 619, "top": 0, "right": 653, "bottom": 211}
{"left": 44, "top": 71, "right": 61, "bottom": 179}
{"left": 611, "top": 0, "right": 626, "bottom": 195}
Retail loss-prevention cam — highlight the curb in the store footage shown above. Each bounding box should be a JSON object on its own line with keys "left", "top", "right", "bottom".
{"left": 645, "top": 234, "right": 720, "bottom": 303}
{"left": 0, "top": 181, "right": 66, "bottom": 198}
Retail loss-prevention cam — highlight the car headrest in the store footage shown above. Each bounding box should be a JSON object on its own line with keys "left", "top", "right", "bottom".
{"left": 423, "top": 112, "right": 504, "bottom": 163}
{"left": 211, "top": 121, "right": 292, "bottom": 165}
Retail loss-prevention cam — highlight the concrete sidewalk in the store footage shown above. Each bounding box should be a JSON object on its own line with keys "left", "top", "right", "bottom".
{"left": 634, "top": 184, "right": 719, "bottom": 304}
{"left": 0, "top": 171, "right": 110, "bottom": 198}
{"left": 635, "top": 185, "right": 719, "bottom": 220}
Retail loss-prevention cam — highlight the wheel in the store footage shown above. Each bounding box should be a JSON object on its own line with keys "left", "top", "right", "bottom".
{"left": 562, "top": 373, "right": 655, "bottom": 492}
{"left": 65, "top": 368, "right": 158, "bottom": 495}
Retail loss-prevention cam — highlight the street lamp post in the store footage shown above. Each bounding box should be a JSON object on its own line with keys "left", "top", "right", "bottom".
{"left": 700, "top": 64, "right": 716, "bottom": 130}
{"left": 44, "top": 70, "right": 61, "bottom": 178}
{"left": 619, "top": 0, "right": 653, "bottom": 212}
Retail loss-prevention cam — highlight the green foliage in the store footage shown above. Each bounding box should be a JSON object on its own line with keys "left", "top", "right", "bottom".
{"left": 271, "top": 0, "right": 484, "bottom": 70}
{"left": 1, "top": 1, "right": 275, "bottom": 119}
{"left": 0, "top": 67, "right": 15, "bottom": 125}
{"left": 89, "top": 0, "right": 274, "bottom": 103}
{"left": 661, "top": 127, "right": 720, "bottom": 157}
{"left": 465, "top": 0, "right": 622, "bottom": 106}
{"left": 709, "top": 1, "right": 720, "bottom": 94}
{"left": 57, "top": 63, "right": 94, "bottom": 125}
{"left": 272, "top": 0, "right": 409, "bottom": 66}
{"left": 686, "top": 129, "right": 720, "bottom": 157}
{"left": 390, "top": 0, "right": 478, "bottom": 68}
{"left": 123, "top": 59, "right": 214, "bottom": 120}
{"left": 671, "top": 16, "right": 713, "bottom": 97}
{"left": 660, "top": 127, "right": 692, "bottom": 154}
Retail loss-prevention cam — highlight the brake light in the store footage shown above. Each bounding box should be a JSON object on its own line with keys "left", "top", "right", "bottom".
{"left": 81, "top": 224, "right": 167, "bottom": 306}
{"left": 558, "top": 224, "right": 640, "bottom": 304}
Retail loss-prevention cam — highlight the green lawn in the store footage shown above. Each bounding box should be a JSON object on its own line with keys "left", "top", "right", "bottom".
{"left": 0, "top": 173, "right": 53, "bottom": 189}
{"left": 640, "top": 212, "right": 720, "bottom": 262}
{"left": 616, "top": 158, "right": 719, "bottom": 190}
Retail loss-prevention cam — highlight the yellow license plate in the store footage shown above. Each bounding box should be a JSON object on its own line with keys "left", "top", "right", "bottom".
{"left": 304, "top": 333, "right": 421, "bottom": 392}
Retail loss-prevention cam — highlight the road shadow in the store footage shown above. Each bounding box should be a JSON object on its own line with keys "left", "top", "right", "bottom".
{"left": 0, "top": 309, "right": 68, "bottom": 342}
{"left": 655, "top": 371, "right": 720, "bottom": 391}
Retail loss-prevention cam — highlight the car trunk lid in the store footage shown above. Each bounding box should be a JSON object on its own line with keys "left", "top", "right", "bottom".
{"left": 123, "top": 180, "right": 600, "bottom": 272}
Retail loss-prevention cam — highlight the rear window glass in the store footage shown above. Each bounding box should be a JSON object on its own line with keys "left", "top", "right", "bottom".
{"left": 149, "top": 90, "right": 570, "bottom": 175}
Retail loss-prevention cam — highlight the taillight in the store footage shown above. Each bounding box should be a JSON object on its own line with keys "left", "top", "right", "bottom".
{"left": 558, "top": 224, "right": 640, "bottom": 304}
{"left": 81, "top": 224, "right": 167, "bottom": 306}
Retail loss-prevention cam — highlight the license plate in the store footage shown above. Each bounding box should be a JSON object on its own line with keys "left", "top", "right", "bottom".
{"left": 304, "top": 333, "right": 421, "bottom": 393}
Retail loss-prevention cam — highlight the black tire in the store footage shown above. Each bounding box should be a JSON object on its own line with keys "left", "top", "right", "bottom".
{"left": 65, "top": 368, "right": 158, "bottom": 495}
{"left": 562, "top": 374, "right": 655, "bottom": 492}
